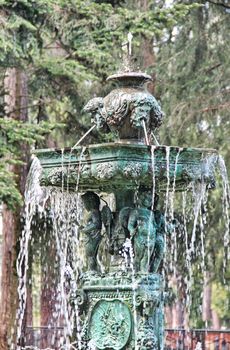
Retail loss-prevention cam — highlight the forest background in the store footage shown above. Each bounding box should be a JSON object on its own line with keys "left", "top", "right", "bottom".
{"left": 0, "top": 0, "right": 230, "bottom": 348}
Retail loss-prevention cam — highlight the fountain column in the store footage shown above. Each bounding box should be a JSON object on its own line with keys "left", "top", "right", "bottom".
{"left": 76, "top": 71, "right": 165, "bottom": 350}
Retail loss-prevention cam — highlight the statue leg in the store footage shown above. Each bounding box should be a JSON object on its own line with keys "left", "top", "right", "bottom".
{"left": 85, "top": 236, "right": 102, "bottom": 272}
{"left": 151, "top": 235, "right": 164, "bottom": 273}
{"left": 140, "top": 242, "right": 155, "bottom": 272}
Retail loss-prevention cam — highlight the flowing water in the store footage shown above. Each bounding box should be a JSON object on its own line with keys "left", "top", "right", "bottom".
{"left": 15, "top": 157, "right": 51, "bottom": 349}
{"left": 15, "top": 154, "right": 85, "bottom": 350}
{"left": 14, "top": 147, "right": 230, "bottom": 348}
{"left": 218, "top": 156, "right": 230, "bottom": 268}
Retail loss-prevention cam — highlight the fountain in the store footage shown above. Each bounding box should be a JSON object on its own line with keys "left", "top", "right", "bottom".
{"left": 15, "top": 37, "right": 225, "bottom": 349}
{"left": 24, "top": 64, "right": 219, "bottom": 350}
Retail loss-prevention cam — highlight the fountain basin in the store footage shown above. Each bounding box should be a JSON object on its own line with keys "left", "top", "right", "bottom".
{"left": 33, "top": 143, "right": 218, "bottom": 192}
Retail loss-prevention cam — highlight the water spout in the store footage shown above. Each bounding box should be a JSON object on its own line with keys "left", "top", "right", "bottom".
{"left": 141, "top": 119, "right": 150, "bottom": 145}
{"left": 71, "top": 125, "right": 96, "bottom": 150}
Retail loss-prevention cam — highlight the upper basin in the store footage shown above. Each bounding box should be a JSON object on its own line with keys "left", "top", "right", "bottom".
{"left": 33, "top": 142, "right": 218, "bottom": 192}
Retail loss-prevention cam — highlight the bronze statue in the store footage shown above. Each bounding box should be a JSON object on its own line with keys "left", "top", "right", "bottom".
{"left": 80, "top": 191, "right": 102, "bottom": 272}
{"left": 83, "top": 72, "right": 163, "bottom": 140}
{"left": 150, "top": 194, "right": 165, "bottom": 273}
{"left": 128, "top": 191, "right": 156, "bottom": 272}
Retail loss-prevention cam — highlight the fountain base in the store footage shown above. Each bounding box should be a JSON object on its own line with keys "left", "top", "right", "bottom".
{"left": 77, "top": 273, "right": 164, "bottom": 350}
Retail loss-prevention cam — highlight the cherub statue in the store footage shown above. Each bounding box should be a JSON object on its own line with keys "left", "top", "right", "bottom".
{"left": 128, "top": 191, "right": 156, "bottom": 272}
{"left": 150, "top": 194, "right": 179, "bottom": 273}
{"left": 80, "top": 191, "right": 102, "bottom": 272}
{"left": 150, "top": 194, "right": 165, "bottom": 273}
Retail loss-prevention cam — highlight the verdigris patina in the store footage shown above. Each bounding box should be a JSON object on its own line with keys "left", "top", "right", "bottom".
{"left": 75, "top": 187, "right": 169, "bottom": 350}
{"left": 35, "top": 144, "right": 217, "bottom": 192}
{"left": 80, "top": 192, "right": 102, "bottom": 273}
{"left": 84, "top": 72, "right": 163, "bottom": 141}
{"left": 33, "top": 68, "right": 218, "bottom": 350}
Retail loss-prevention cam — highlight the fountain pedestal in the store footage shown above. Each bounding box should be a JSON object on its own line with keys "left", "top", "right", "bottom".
{"left": 78, "top": 273, "right": 164, "bottom": 350}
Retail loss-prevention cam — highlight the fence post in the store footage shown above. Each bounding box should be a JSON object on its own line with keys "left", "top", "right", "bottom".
{"left": 221, "top": 339, "right": 227, "bottom": 350}
{"left": 214, "top": 336, "right": 219, "bottom": 350}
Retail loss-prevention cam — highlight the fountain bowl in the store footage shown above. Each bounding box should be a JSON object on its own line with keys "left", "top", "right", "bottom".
{"left": 33, "top": 142, "right": 218, "bottom": 192}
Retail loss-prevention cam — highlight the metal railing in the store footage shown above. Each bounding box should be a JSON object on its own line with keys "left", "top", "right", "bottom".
{"left": 165, "top": 329, "right": 230, "bottom": 350}
{"left": 22, "top": 327, "right": 230, "bottom": 349}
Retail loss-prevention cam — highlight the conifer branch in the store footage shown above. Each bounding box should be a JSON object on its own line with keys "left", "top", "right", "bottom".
{"left": 206, "top": 0, "right": 230, "bottom": 9}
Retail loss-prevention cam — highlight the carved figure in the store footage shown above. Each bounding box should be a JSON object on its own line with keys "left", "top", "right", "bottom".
{"left": 151, "top": 194, "right": 179, "bottom": 273}
{"left": 128, "top": 191, "right": 156, "bottom": 272}
{"left": 80, "top": 191, "right": 102, "bottom": 272}
{"left": 84, "top": 86, "right": 163, "bottom": 140}
{"left": 150, "top": 194, "right": 165, "bottom": 273}
{"left": 130, "top": 93, "right": 163, "bottom": 130}
{"left": 113, "top": 207, "right": 132, "bottom": 255}
{"left": 83, "top": 97, "right": 105, "bottom": 129}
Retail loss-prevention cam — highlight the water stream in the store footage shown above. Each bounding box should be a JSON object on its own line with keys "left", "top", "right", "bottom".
{"left": 14, "top": 147, "right": 230, "bottom": 349}
{"left": 218, "top": 156, "right": 230, "bottom": 268}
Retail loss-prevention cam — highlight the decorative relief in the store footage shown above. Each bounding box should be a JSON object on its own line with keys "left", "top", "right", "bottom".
{"left": 79, "top": 275, "right": 164, "bottom": 350}
{"left": 89, "top": 300, "right": 132, "bottom": 350}
{"left": 96, "top": 162, "right": 116, "bottom": 179}
{"left": 83, "top": 85, "right": 163, "bottom": 141}
{"left": 137, "top": 318, "right": 157, "bottom": 350}
{"left": 124, "top": 162, "right": 142, "bottom": 178}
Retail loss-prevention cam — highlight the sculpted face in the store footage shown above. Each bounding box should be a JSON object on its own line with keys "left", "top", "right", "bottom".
{"left": 137, "top": 191, "right": 152, "bottom": 208}
{"left": 84, "top": 84, "right": 163, "bottom": 140}
{"left": 130, "top": 102, "right": 152, "bottom": 129}
{"left": 81, "top": 191, "right": 100, "bottom": 210}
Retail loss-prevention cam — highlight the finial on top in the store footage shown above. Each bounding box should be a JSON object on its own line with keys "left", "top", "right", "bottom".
{"left": 127, "top": 32, "right": 133, "bottom": 56}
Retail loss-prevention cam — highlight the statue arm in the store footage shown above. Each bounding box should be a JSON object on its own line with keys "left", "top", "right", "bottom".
{"left": 127, "top": 210, "right": 137, "bottom": 237}
{"left": 81, "top": 212, "right": 101, "bottom": 234}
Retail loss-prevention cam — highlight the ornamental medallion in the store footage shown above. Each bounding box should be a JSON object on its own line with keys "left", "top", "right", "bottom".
{"left": 89, "top": 299, "right": 132, "bottom": 349}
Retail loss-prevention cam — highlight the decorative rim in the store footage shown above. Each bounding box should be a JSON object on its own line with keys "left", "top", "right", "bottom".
{"left": 33, "top": 143, "right": 217, "bottom": 155}
{"left": 106, "top": 71, "right": 152, "bottom": 83}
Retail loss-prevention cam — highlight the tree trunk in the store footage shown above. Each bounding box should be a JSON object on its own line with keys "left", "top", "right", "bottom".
{"left": 165, "top": 306, "right": 173, "bottom": 328}
{"left": 211, "top": 310, "right": 220, "bottom": 329}
{"left": 0, "top": 69, "right": 30, "bottom": 350}
{"left": 202, "top": 272, "right": 212, "bottom": 326}
{"left": 136, "top": 0, "right": 156, "bottom": 95}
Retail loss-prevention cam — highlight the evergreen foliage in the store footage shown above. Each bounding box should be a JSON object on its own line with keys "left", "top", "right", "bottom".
{"left": 156, "top": 0, "right": 230, "bottom": 326}
{"left": 0, "top": 0, "right": 229, "bottom": 328}
{"left": 0, "top": 0, "right": 198, "bottom": 208}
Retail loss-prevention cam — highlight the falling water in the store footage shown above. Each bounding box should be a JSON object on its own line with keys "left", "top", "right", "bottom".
{"left": 218, "top": 156, "right": 230, "bottom": 267}
{"left": 169, "top": 148, "right": 182, "bottom": 276}
{"left": 142, "top": 119, "right": 149, "bottom": 145}
{"left": 15, "top": 148, "right": 87, "bottom": 349}
{"left": 190, "top": 182, "right": 207, "bottom": 257}
{"left": 182, "top": 191, "right": 192, "bottom": 310}
{"left": 164, "top": 146, "right": 171, "bottom": 222}
{"left": 150, "top": 145, "right": 156, "bottom": 210}
{"left": 49, "top": 190, "right": 82, "bottom": 349}
{"left": 15, "top": 157, "right": 51, "bottom": 349}
{"left": 199, "top": 189, "right": 208, "bottom": 276}
{"left": 71, "top": 125, "right": 96, "bottom": 150}
{"left": 47, "top": 146, "right": 86, "bottom": 349}
{"left": 170, "top": 148, "right": 183, "bottom": 220}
